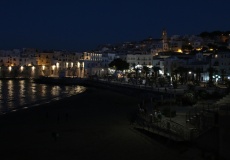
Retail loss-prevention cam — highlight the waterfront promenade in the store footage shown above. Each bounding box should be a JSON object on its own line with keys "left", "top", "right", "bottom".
{"left": 90, "top": 79, "right": 229, "bottom": 159}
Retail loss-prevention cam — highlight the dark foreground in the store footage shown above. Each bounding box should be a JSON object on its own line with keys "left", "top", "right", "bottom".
{"left": 0, "top": 87, "right": 201, "bottom": 160}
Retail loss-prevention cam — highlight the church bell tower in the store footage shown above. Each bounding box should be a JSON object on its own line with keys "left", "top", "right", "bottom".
{"left": 162, "top": 29, "right": 168, "bottom": 51}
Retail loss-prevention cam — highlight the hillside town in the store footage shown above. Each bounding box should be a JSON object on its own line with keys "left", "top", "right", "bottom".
{"left": 1, "top": 30, "right": 230, "bottom": 160}
{"left": 1, "top": 30, "right": 230, "bottom": 85}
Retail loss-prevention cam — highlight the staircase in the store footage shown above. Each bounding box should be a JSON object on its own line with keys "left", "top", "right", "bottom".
{"left": 184, "top": 93, "right": 230, "bottom": 141}
{"left": 215, "top": 92, "right": 230, "bottom": 106}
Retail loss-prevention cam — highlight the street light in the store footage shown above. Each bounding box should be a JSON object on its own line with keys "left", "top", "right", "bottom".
{"left": 52, "top": 65, "right": 55, "bottom": 70}
{"left": 213, "top": 75, "right": 220, "bottom": 84}
{"left": 188, "top": 71, "right": 192, "bottom": 83}
{"left": 170, "top": 89, "right": 172, "bottom": 121}
{"left": 20, "top": 66, "right": 24, "bottom": 71}
{"left": 56, "top": 62, "right": 59, "bottom": 68}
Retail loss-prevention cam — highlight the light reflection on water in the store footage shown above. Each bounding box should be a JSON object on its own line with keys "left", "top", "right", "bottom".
{"left": 19, "top": 80, "right": 25, "bottom": 106}
{"left": 0, "top": 79, "right": 86, "bottom": 114}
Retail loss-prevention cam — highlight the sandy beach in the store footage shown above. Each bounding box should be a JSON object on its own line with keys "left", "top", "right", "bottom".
{"left": 0, "top": 87, "right": 190, "bottom": 160}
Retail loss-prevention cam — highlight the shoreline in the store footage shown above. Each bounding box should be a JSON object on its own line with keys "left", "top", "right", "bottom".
{"left": 0, "top": 81, "right": 87, "bottom": 116}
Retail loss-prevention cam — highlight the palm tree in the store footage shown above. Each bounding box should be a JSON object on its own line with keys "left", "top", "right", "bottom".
{"left": 142, "top": 66, "right": 150, "bottom": 86}
{"left": 220, "top": 69, "right": 226, "bottom": 82}
{"left": 134, "top": 67, "right": 139, "bottom": 78}
{"left": 152, "top": 66, "right": 161, "bottom": 83}
{"left": 177, "top": 66, "right": 188, "bottom": 84}
{"left": 207, "top": 67, "right": 217, "bottom": 86}
{"left": 172, "top": 68, "right": 179, "bottom": 82}
{"left": 195, "top": 68, "right": 202, "bottom": 82}
{"left": 131, "top": 63, "right": 141, "bottom": 84}
{"left": 172, "top": 68, "right": 181, "bottom": 88}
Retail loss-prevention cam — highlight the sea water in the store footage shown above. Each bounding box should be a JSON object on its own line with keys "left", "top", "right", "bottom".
{"left": 0, "top": 79, "right": 86, "bottom": 115}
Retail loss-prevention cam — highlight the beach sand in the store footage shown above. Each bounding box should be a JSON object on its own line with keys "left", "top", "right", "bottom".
{"left": 0, "top": 87, "right": 188, "bottom": 160}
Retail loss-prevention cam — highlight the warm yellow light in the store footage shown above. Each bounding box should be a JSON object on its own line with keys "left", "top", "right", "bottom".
{"left": 56, "top": 62, "right": 59, "bottom": 68}
{"left": 66, "top": 62, "right": 68, "bottom": 67}
{"left": 20, "top": 66, "right": 24, "bottom": 71}
{"left": 32, "top": 66, "right": 35, "bottom": 71}
{"left": 52, "top": 65, "right": 55, "bottom": 70}
{"left": 42, "top": 65, "right": 45, "bottom": 70}
{"left": 9, "top": 66, "right": 12, "bottom": 71}
{"left": 177, "top": 49, "right": 183, "bottom": 53}
{"left": 210, "top": 48, "right": 213, "bottom": 51}
{"left": 71, "top": 62, "right": 73, "bottom": 68}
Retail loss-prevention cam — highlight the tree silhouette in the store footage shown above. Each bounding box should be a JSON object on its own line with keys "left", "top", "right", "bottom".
{"left": 194, "top": 68, "right": 202, "bottom": 82}
{"left": 207, "top": 67, "right": 217, "bottom": 86}
{"left": 152, "top": 66, "right": 161, "bottom": 85}
{"left": 177, "top": 66, "right": 188, "bottom": 84}
{"left": 220, "top": 69, "right": 226, "bottom": 81}
{"left": 142, "top": 66, "right": 150, "bottom": 86}
{"left": 108, "top": 58, "right": 129, "bottom": 71}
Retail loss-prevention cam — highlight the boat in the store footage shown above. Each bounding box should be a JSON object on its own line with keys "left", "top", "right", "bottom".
{"left": 33, "top": 76, "right": 87, "bottom": 85}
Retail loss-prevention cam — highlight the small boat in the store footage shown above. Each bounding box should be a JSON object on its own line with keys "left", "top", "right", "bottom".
{"left": 33, "top": 76, "right": 87, "bottom": 85}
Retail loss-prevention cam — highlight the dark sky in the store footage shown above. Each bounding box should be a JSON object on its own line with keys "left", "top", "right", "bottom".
{"left": 0, "top": 0, "right": 229, "bottom": 51}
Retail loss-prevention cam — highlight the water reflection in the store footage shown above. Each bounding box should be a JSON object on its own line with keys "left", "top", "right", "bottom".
{"left": 51, "top": 86, "right": 61, "bottom": 96}
{"left": 19, "top": 80, "right": 26, "bottom": 106}
{"left": 0, "top": 79, "right": 86, "bottom": 114}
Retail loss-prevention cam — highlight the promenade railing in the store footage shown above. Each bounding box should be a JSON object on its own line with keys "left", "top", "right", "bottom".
{"left": 134, "top": 112, "right": 197, "bottom": 142}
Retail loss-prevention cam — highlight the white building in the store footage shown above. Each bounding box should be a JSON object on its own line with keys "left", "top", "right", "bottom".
{"left": 211, "top": 51, "right": 230, "bottom": 80}
{"left": 21, "top": 48, "right": 37, "bottom": 66}
{"left": 79, "top": 51, "right": 103, "bottom": 76}
{"left": 169, "top": 40, "right": 183, "bottom": 52}
{"left": 126, "top": 54, "right": 152, "bottom": 68}
{"left": 152, "top": 56, "right": 165, "bottom": 75}
{"left": 164, "top": 56, "right": 183, "bottom": 76}
{"left": 0, "top": 49, "right": 21, "bottom": 67}
{"left": 101, "top": 53, "right": 116, "bottom": 68}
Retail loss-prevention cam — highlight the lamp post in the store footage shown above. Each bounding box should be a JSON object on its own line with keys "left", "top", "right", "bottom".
{"left": 213, "top": 74, "right": 220, "bottom": 85}
{"left": 134, "top": 65, "right": 139, "bottom": 85}
{"left": 188, "top": 71, "right": 192, "bottom": 83}
{"left": 170, "top": 89, "right": 172, "bottom": 121}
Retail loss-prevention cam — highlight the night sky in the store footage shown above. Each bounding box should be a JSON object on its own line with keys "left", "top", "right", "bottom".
{"left": 0, "top": 0, "right": 229, "bottom": 51}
